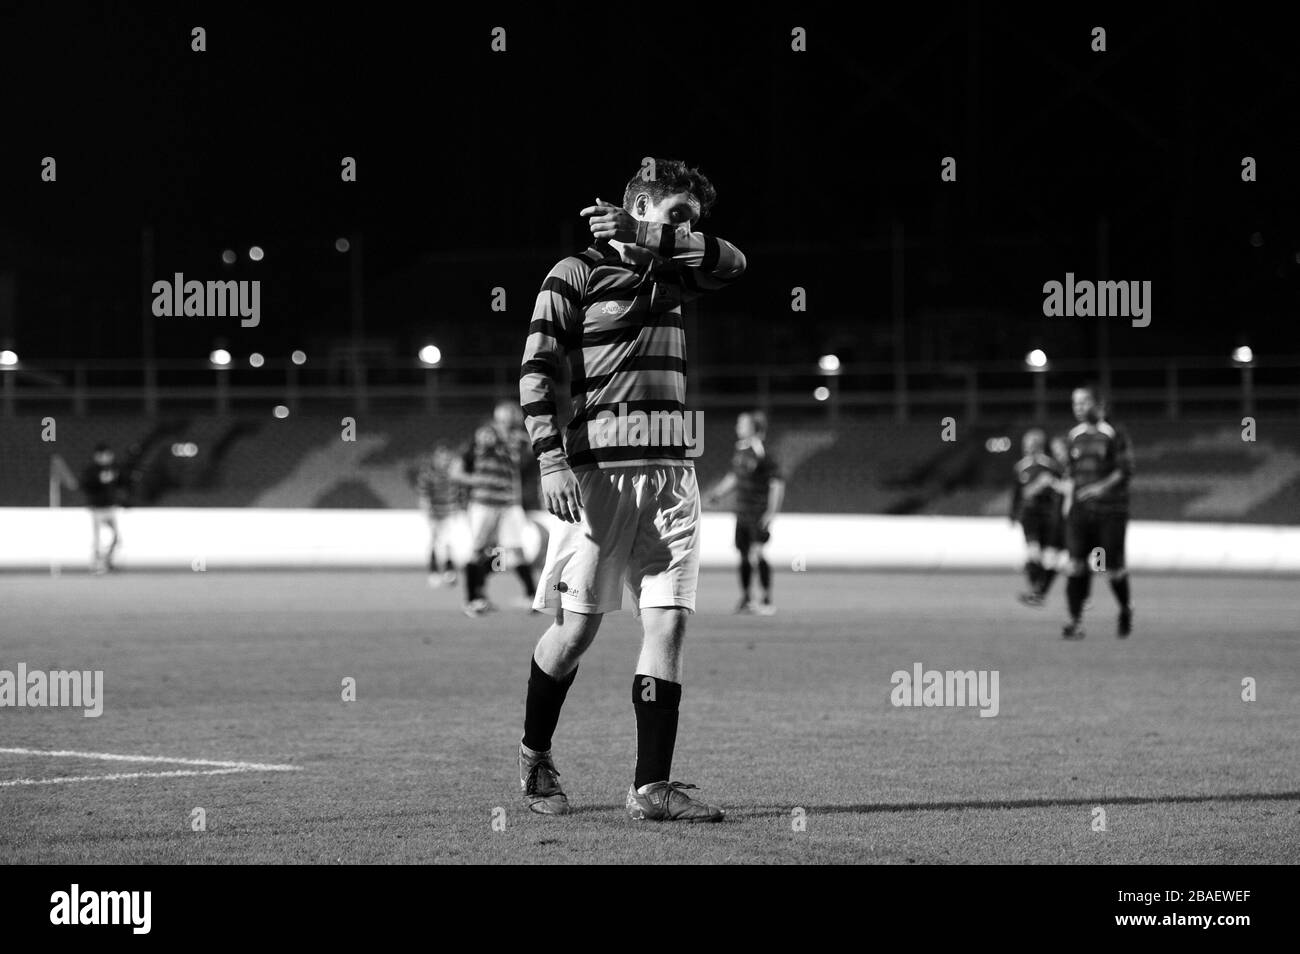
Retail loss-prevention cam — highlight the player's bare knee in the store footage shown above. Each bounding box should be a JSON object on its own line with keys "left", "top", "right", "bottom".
{"left": 541, "top": 609, "right": 601, "bottom": 666}
{"left": 641, "top": 607, "right": 688, "bottom": 647}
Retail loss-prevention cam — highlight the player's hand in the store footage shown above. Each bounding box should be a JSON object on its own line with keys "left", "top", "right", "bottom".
{"left": 580, "top": 198, "right": 637, "bottom": 243}
{"left": 542, "top": 468, "right": 584, "bottom": 523}
{"left": 759, "top": 513, "right": 774, "bottom": 532}
{"left": 1075, "top": 484, "right": 1101, "bottom": 502}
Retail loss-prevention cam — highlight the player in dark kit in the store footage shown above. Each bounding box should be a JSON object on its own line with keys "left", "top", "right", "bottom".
{"left": 79, "top": 443, "right": 125, "bottom": 574}
{"left": 516, "top": 158, "right": 745, "bottom": 822}
{"left": 1061, "top": 387, "right": 1136, "bottom": 639}
{"left": 703, "top": 411, "right": 784, "bottom": 614}
{"left": 1010, "top": 428, "right": 1064, "bottom": 607}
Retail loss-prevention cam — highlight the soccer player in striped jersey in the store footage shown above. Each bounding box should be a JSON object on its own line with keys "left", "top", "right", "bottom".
{"left": 410, "top": 444, "right": 462, "bottom": 588}
{"left": 516, "top": 159, "right": 744, "bottom": 823}
{"left": 703, "top": 411, "right": 785, "bottom": 614}
{"left": 1010, "top": 428, "right": 1063, "bottom": 607}
{"left": 452, "top": 413, "right": 537, "bottom": 617}
{"left": 1061, "top": 387, "right": 1136, "bottom": 639}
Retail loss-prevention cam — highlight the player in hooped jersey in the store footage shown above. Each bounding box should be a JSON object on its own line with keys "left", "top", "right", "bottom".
{"left": 1061, "top": 387, "right": 1136, "bottom": 639}
{"left": 515, "top": 159, "right": 745, "bottom": 822}
{"left": 1010, "top": 428, "right": 1063, "bottom": 607}
{"left": 410, "top": 444, "right": 463, "bottom": 588}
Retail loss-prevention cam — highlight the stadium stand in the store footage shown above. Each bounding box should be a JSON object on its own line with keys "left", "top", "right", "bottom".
{"left": 2, "top": 413, "right": 1297, "bottom": 522}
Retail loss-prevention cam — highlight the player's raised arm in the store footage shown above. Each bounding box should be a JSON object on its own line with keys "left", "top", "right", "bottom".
{"left": 632, "top": 219, "right": 746, "bottom": 296}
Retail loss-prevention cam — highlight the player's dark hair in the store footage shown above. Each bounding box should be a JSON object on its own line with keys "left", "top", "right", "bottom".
{"left": 623, "top": 159, "right": 717, "bottom": 220}
{"left": 93, "top": 442, "right": 110, "bottom": 453}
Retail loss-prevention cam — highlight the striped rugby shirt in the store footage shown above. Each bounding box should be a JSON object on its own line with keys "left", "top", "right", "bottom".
{"left": 411, "top": 455, "right": 464, "bottom": 519}
{"left": 461, "top": 434, "right": 523, "bottom": 507}
{"left": 520, "top": 222, "right": 745, "bottom": 475}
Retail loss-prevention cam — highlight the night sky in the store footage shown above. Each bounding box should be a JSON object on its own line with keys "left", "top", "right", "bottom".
{"left": 2, "top": 2, "right": 1298, "bottom": 374}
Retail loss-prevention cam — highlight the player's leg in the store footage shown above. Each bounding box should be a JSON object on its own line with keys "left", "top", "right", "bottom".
{"left": 1037, "top": 507, "right": 1066, "bottom": 598}
{"left": 431, "top": 516, "right": 457, "bottom": 583}
{"left": 734, "top": 518, "right": 754, "bottom": 612}
{"left": 1038, "top": 545, "right": 1062, "bottom": 598}
{"left": 426, "top": 514, "right": 443, "bottom": 586}
{"left": 624, "top": 466, "right": 722, "bottom": 822}
{"left": 504, "top": 506, "right": 536, "bottom": 600}
{"left": 631, "top": 606, "right": 688, "bottom": 788}
{"left": 1018, "top": 515, "right": 1045, "bottom": 605}
{"left": 1101, "top": 513, "right": 1133, "bottom": 637}
{"left": 463, "top": 503, "right": 500, "bottom": 615}
{"left": 519, "top": 469, "right": 634, "bottom": 814}
{"left": 752, "top": 538, "right": 775, "bottom": 613}
{"left": 89, "top": 508, "right": 103, "bottom": 572}
{"left": 102, "top": 510, "right": 120, "bottom": 570}
{"left": 1063, "top": 508, "right": 1094, "bottom": 638}
{"left": 519, "top": 607, "right": 603, "bottom": 815}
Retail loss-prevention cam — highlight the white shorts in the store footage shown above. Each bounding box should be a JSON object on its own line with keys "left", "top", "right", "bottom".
{"left": 533, "top": 465, "right": 700, "bottom": 617}
{"left": 427, "top": 510, "right": 473, "bottom": 566}
{"left": 467, "top": 502, "right": 544, "bottom": 566}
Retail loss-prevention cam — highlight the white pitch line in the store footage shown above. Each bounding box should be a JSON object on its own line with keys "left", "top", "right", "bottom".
{"left": 0, "top": 747, "right": 299, "bottom": 772}
{"left": 0, "top": 768, "right": 261, "bottom": 788}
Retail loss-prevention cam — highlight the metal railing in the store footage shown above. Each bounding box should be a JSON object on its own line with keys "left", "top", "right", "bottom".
{"left": 2, "top": 354, "right": 1297, "bottom": 421}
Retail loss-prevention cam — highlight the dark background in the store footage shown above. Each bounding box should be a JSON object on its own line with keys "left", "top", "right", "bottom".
{"left": 1, "top": 2, "right": 1297, "bottom": 372}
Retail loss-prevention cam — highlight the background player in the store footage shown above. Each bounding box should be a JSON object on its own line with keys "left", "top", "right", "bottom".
{"left": 78, "top": 443, "right": 125, "bottom": 574}
{"left": 409, "top": 443, "right": 463, "bottom": 588}
{"left": 703, "top": 410, "right": 784, "bottom": 614}
{"left": 1061, "top": 387, "right": 1136, "bottom": 639}
{"left": 1038, "top": 434, "right": 1072, "bottom": 602}
{"left": 451, "top": 408, "right": 538, "bottom": 617}
{"left": 1010, "top": 428, "right": 1063, "bottom": 607}
{"left": 516, "top": 158, "right": 745, "bottom": 823}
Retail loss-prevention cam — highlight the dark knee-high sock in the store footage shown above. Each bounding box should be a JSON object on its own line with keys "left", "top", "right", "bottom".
{"left": 465, "top": 559, "right": 486, "bottom": 601}
{"left": 522, "top": 657, "right": 578, "bottom": 753}
{"left": 739, "top": 557, "right": 752, "bottom": 598}
{"left": 516, "top": 564, "right": 535, "bottom": 597}
{"left": 1066, "top": 573, "right": 1090, "bottom": 619}
{"left": 1038, "top": 567, "right": 1058, "bottom": 595}
{"left": 1109, "top": 574, "right": 1131, "bottom": 608}
{"left": 1024, "top": 561, "right": 1041, "bottom": 590}
{"left": 757, "top": 558, "right": 771, "bottom": 598}
{"left": 429, "top": 550, "right": 439, "bottom": 573}
{"left": 632, "top": 675, "right": 682, "bottom": 789}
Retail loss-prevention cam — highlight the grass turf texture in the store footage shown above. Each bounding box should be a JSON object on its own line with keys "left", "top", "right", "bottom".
{"left": 1, "top": 569, "right": 1296, "bottom": 864}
